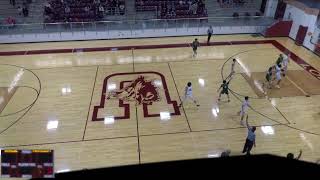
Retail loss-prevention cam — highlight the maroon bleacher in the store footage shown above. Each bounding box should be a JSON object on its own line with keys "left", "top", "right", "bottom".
{"left": 44, "top": 0, "right": 125, "bottom": 23}
{"left": 135, "top": 0, "right": 208, "bottom": 19}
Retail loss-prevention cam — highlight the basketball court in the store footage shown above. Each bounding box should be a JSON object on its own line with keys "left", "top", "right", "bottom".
{"left": 0, "top": 34, "right": 320, "bottom": 173}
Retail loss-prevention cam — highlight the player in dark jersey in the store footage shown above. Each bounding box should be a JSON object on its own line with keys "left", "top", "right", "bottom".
{"left": 276, "top": 54, "right": 283, "bottom": 66}
{"left": 217, "top": 80, "right": 230, "bottom": 102}
{"left": 191, "top": 38, "right": 200, "bottom": 57}
{"left": 262, "top": 67, "right": 273, "bottom": 94}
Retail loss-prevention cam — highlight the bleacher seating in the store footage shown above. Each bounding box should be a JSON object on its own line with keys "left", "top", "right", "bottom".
{"left": 44, "top": 0, "right": 125, "bottom": 23}
{"left": 135, "top": 0, "right": 208, "bottom": 19}
{"left": 217, "top": 0, "right": 247, "bottom": 8}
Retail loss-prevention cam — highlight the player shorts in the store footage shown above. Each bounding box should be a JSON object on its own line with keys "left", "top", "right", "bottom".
{"left": 240, "top": 110, "right": 246, "bottom": 116}
{"left": 266, "top": 74, "right": 271, "bottom": 82}
{"left": 276, "top": 73, "right": 281, "bottom": 80}
{"left": 182, "top": 95, "right": 195, "bottom": 102}
{"left": 221, "top": 89, "right": 229, "bottom": 94}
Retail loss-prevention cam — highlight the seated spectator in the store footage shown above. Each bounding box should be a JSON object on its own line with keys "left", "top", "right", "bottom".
{"left": 119, "top": 3, "right": 125, "bottom": 15}
{"left": 44, "top": 14, "right": 51, "bottom": 23}
{"left": 92, "top": 4, "right": 97, "bottom": 15}
{"left": 22, "top": 6, "right": 29, "bottom": 17}
{"left": 44, "top": 5, "right": 52, "bottom": 16}
{"left": 187, "top": 0, "right": 192, "bottom": 10}
{"left": 170, "top": 8, "right": 176, "bottom": 17}
{"left": 191, "top": 3, "right": 197, "bottom": 15}
{"left": 232, "top": 12, "right": 239, "bottom": 17}
{"left": 63, "top": 17, "right": 71, "bottom": 28}
{"left": 111, "top": 0, "right": 116, "bottom": 15}
{"left": 198, "top": 0, "right": 205, "bottom": 9}
{"left": 115, "top": 0, "right": 120, "bottom": 15}
{"left": 94, "top": 0, "right": 100, "bottom": 4}
{"left": 84, "top": 5, "right": 90, "bottom": 13}
{"left": 66, "top": 0, "right": 73, "bottom": 4}
{"left": 44, "top": 1, "right": 50, "bottom": 7}
{"left": 98, "top": 4, "right": 105, "bottom": 15}
{"left": 17, "top": 6, "right": 22, "bottom": 16}
{"left": 64, "top": 6, "right": 70, "bottom": 14}
{"left": 5, "top": 16, "right": 16, "bottom": 28}
{"left": 137, "top": 0, "right": 144, "bottom": 6}
{"left": 166, "top": 10, "right": 170, "bottom": 18}
{"left": 245, "top": 12, "right": 251, "bottom": 19}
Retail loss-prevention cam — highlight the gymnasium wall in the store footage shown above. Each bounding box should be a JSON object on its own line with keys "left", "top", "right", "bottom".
{"left": 0, "top": 26, "right": 266, "bottom": 44}
{"left": 264, "top": 0, "right": 279, "bottom": 18}
{"left": 283, "top": 1, "right": 319, "bottom": 51}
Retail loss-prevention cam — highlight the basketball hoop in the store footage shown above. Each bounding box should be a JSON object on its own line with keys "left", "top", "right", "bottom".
{"left": 307, "top": 32, "right": 312, "bottom": 36}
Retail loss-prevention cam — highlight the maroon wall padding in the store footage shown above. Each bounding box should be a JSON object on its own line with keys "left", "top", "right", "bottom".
{"left": 295, "top": 25, "right": 308, "bottom": 46}
{"left": 265, "top": 20, "right": 293, "bottom": 37}
{"left": 274, "top": 0, "right": 287, "bottom": 20}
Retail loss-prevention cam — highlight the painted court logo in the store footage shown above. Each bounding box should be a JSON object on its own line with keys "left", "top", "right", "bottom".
{"left": 106, "top": 76, "right": 160, "bottom": 105}
{"left": 92, "top": 72, "right": 180, "bottom": 121}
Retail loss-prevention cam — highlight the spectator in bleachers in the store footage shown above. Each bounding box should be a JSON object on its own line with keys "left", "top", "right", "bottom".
{"left": 10, "top": 0, "right": 16, "bottom": 7}
{"left": 198, "top": 0, "right": 205, "bottom": 10}
{"left": 92, "top": 4, "right": 99, "bottom": 19}
{"left": 119, "top": 3, "right": 125, "bottom": 15}
{"left": 64, "top": 6, "right": 70, "bottom": 14}
{"left": 138, "top": 0, "right": 144, "bottom": 6}
{"left": 232, "top": 12, "right": 239, "bottom": 17}
{"left": 5, "top": 16, "right": 16, "bottom": 28}
{"left": 44, "top": 1, "right": 51, "bottom": 8}
{"left": 44, "top": 14, "right": 51, "bottom": 23}
{"left": 22, "top": 6, "right": 29, "bottom": 17}
{"left": 84, "top": 5, "right": 90, "bottom": 13}
{"left": 111, "top": 0, "right": 116, "bottom": 15}
{"left": 65, "top": 0, "right": 72, "bottom": 4}
{"left": 169, "top": 8, "right": 176, "bottom": 18}
{"left": 115, "top": 0, "right": 120, "bottom": 15}
{"left": 98, "top": 4, "right": 105, "bottom": 18}
{"left": 187, "top": 0, "right": 192, "bottom": 10}
{"left": 63, "top": 17, "right": 71, "bottom": 28}
{"left": 45, "top": 0, "right": 125, "bottom": 23}
{"left": 17, "top": 6, "right": 23, "bottom": 16}
{"left": 190, "top": 3, "right": 197, "bottom": 15}
{"left": 44, "top": 4, "right": 52, "bottom": 16}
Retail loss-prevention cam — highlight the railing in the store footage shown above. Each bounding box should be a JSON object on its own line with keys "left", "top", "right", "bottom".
{"left": 0, "top": 16, "right": 275, "bottom": 36}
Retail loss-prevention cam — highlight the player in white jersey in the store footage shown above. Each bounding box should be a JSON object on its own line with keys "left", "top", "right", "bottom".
{"left": 282, "top": 54, "right": 289, "bottom": 75}
{"left": 226, "top": 59, "right": 237, "bottom": 81}
{"left": 179, "top": 82, "right": 200, "bottom": 107}
{"left": 238, "top": 96, "right": 250, "bottom": 125}
{"left": 275, "top": 63, "right": 283, "bottom": 89}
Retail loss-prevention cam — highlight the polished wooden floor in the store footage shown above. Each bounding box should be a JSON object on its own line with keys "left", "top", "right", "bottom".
{"left": 0, "top": 35, "right": 320, "bottom": 175}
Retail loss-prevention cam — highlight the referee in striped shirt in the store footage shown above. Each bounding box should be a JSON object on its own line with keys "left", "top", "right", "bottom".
{"left": 242, "top": 115, "right": 256, "bottom": 155}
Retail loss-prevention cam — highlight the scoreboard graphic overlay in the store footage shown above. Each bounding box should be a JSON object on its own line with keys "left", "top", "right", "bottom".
{"left": 1, "top": 149, "right": 54, "bottom": 178}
